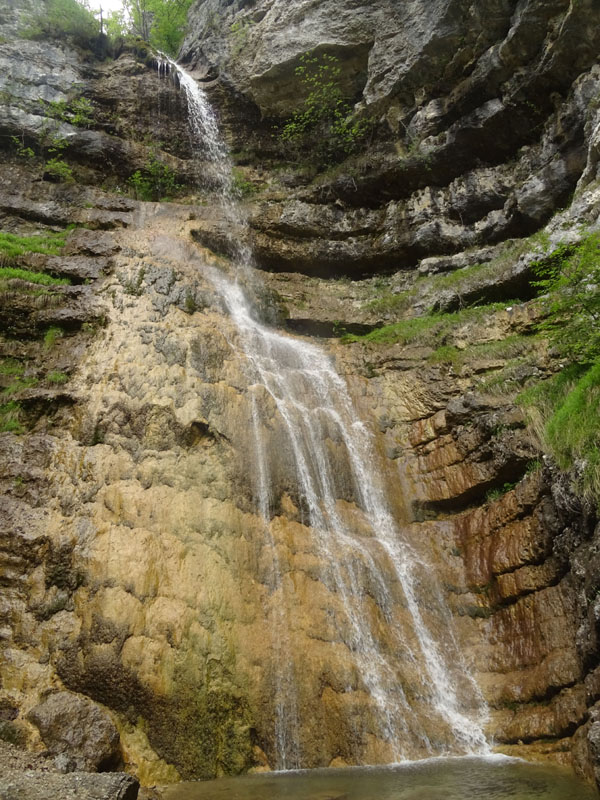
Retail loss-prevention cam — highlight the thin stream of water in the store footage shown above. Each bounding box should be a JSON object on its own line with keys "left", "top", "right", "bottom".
{"left": 158, "top": 55, "right": 489, "bottom": 768}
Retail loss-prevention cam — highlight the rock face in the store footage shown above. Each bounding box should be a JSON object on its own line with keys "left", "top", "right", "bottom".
{"left": 0, "top": 3, "right": 192, "bottom": 190}
{"left": 0, "top": 741, "right": 139, "bottom": 800}
{"left": 181, "top": 0, "right": 600, "bottom": 275}
{"left": 2, "top": 0, "right": 600, "bottom": 793}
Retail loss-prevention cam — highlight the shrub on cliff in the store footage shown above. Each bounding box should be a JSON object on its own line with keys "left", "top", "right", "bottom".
{"left": 26, "top": 0, "right": 99, "bottom": 47}
{"left": 278, "top": 52, "right": 373, "bottom": 166}
{"left": 128, "top": 154, "right": 180, "bottom": 201}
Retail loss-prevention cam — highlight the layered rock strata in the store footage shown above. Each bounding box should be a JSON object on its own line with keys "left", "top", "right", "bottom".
{"left": 182, "top": 0, "right": 600, "bottom": 275}
{"left": 1, "top": 0, "right": 600, "bottom": 791}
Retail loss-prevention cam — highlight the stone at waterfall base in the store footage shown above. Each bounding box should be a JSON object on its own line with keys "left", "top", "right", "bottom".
{"left": 0, "top": 741, "right": 139, "bottom": 800}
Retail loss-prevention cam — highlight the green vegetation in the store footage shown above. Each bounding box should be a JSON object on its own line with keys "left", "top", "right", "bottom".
{"left": 2, "top": 375, "right": 37, "bottom": 396}
{"left": 230, "top": 17, "right": 254, "bottom": 57}
{"left": 123, "top": 267, "right": 146, "bottom": 295}
{"left": 231, "top": 167, "right": 259, "bottom": 199}
{"left": 44, "top": 326, "right": 64, "bottom": 349}
{"left": 47, "top": 371, "right": 69, "bottom": 385}
{"left": 11, "top": 96, "right": 93, "bottom": 182}
{"left": 184, "top": 291, "right": 197, "bottom": 314}
{"left": 348, "top": 227, "right": 600, "bottom": 503}
{"left": 518, "top": 364, "right": 600, "bottom": 501}
{"left": 44, "top": 97, "right": 94, "bottom": 128}
{"left": 36, "top": 122, "right": 74, "bottom": 182}
{"left": 44, "top": 157, "right": 74, "bottom": 182}
{"left": 516, "top": 232, "right": 600, "bottom": 502}
{"left": 10, "top": 136, "right": 35, "bottom": 161}
{"left": 533, "top": 232, "right": 600, "bottom": 363}
{"left": 0, "top": 360, "right": 25, "bottom": 377}
{"left": 427, "top": 335, "right": 538, "bottom": 371}
{"left": 485, "top": 482, "right": 517, "bottom": 503}
{"left": 25, "top": 0, "right": 194, "bottom": 56}
{"left": 129, "top": 155, "right": 180, "bottom": 201}
{"left": 0, "top": 401, "right": 23, "bottom": 434}
{"left": 25, "top": 0, "right": 99, "bottom": 47}
{"left": 0, "top": 266, "right": 67, "bottom": 287}
{"left": 477, "top": 359, "right": 540, "bottom": 396}
{"left": 124, "top": 0, "right": 195, "bottom": 56}
{"left": 342, "top": 302, "right": 513, "bottom": 347}
{"left": 364, "top": 231, "right": 553, "bottom": 318}
{"left": 278, "top": 52, "right": 373, "bottom": 165}
{"left": 526, "top": 458, "right": 543, "bottom": 475}
{"left": 0, "top": 231, "right": 68, "bottom": 262}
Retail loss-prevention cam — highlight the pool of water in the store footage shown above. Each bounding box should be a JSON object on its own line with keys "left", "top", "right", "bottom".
{"left": 160, "top": 756, "right": 599, "bottom": 800}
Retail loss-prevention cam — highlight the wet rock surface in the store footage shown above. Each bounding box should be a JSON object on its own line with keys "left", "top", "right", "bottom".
{"left": 2, "top": 0, "right": 600, "bottom": 793}
{"left": 333, "top": 296, "right": 599, "bottom": 776}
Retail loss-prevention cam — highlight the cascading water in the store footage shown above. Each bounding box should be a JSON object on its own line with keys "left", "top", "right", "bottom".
{"left": 158, "top": 55, "right": 489, "bottom": 769}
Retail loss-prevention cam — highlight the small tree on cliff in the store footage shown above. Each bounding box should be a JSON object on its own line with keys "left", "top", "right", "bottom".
{"left": 278, "top": 51, "right": 372, "bottom": 166}
{"left": 27, "top": 0, "right": 99, "bottom": 46}
{"left": 124, "top": 0, "right": 194, "bottom": 55}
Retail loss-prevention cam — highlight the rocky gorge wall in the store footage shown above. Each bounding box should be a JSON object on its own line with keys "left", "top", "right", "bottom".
{"left": 1, "top": 0, "right": 600, "bottom": 795}
{"left": 179, "top": 0, "right": 600, "bottom": 782}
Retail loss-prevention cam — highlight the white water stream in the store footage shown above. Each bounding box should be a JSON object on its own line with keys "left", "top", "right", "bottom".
{"left": 158, "top": 56, "right": 489, "bottom": 769}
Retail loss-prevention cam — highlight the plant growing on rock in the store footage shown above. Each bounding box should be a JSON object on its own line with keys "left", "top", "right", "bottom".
{"left": 517, "top": 233, "right": 600, "bottom": 503}
{"left": 231, "top": 167, "right": 259, "bottom": 198}
{"left": 45, "top": 97, "right": 94, "bottom": 129}
{"left": 124, "top": 0, "right": 195, "bottom": 56}
{"left": 0, "top": 401, "right": 23, "bottom": 434}
{"left": 533, "top": 232, "right": 600, "bottom": 364}
{"left": 11, "top": 98, "right": 89, "bottom": 182}
{"left": 47, "top": 371, "right": 69, "bottom": 385}
{"left": 25, "top": 0, "right": 99, "bottom": 47}
{"left": 0, "top": 231, "right": 69, "bottom": 263}
{"left": 44, "top": 155, "right": 74, "bottom": 183}
{"left": 128, "top": 154, "right": 180, "bottom": 201}
{"left": 230, "top": 17, "right": 254, "bottom": 57}
{"left": 44, "top": 326, "right": 64, "bottom": 349}
{"left": 10, "top": 135, "right": 35, "bottom": 162}
{"left": 278, "top": 51, "right": 373, "bottom": 166}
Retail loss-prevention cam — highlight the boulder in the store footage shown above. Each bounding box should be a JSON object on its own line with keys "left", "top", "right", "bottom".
{"left": 27, "top": 692, "right": 120, "bottom": 773}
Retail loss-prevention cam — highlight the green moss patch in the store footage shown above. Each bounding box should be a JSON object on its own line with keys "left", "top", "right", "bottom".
{"left": 47, "top": 370, "right": 69, "bottom": 385}
{"left": 428, "top": 334, "right": 539, "bottom": 370}
{"left": 2, "top": 376, "right": 38, "bottom": 395}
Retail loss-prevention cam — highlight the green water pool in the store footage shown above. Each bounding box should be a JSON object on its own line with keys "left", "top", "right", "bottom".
{"left": 160, "top": 756, "right": 599, "bottom": 800}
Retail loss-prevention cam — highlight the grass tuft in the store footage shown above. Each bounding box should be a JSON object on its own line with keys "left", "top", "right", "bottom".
{"left": 0, "top": 230, "right": 68, "bottom": 261}
{"left": 518, "top": 363, "right": 600, "bottom": 502}
{"left": 44, "top": 326, "right": 64, "bottom": 348}
{"left": 0, "top": 401, "right": 23, "bottom": 434}
{"left": 342, "top": 302, "right": 514, "bottom": 347}
{"left": 0, "top": 266, "right": 69, "bottom": 286}
{"left": 47, "top": 370, "right": 69, "bottom": 385}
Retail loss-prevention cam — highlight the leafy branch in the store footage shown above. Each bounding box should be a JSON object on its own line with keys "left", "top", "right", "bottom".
{"left": 278, "top": 52, "right": 373, "bottom": 166}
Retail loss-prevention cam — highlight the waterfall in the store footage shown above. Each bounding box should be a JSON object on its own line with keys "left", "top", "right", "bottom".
{"left": 158, "top": 55, "right": 489, "bottom": 769}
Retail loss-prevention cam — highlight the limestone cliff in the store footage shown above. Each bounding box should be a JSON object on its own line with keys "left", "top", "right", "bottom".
{"left": 1, "top": 0, "right": 600, "bottom": 794}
